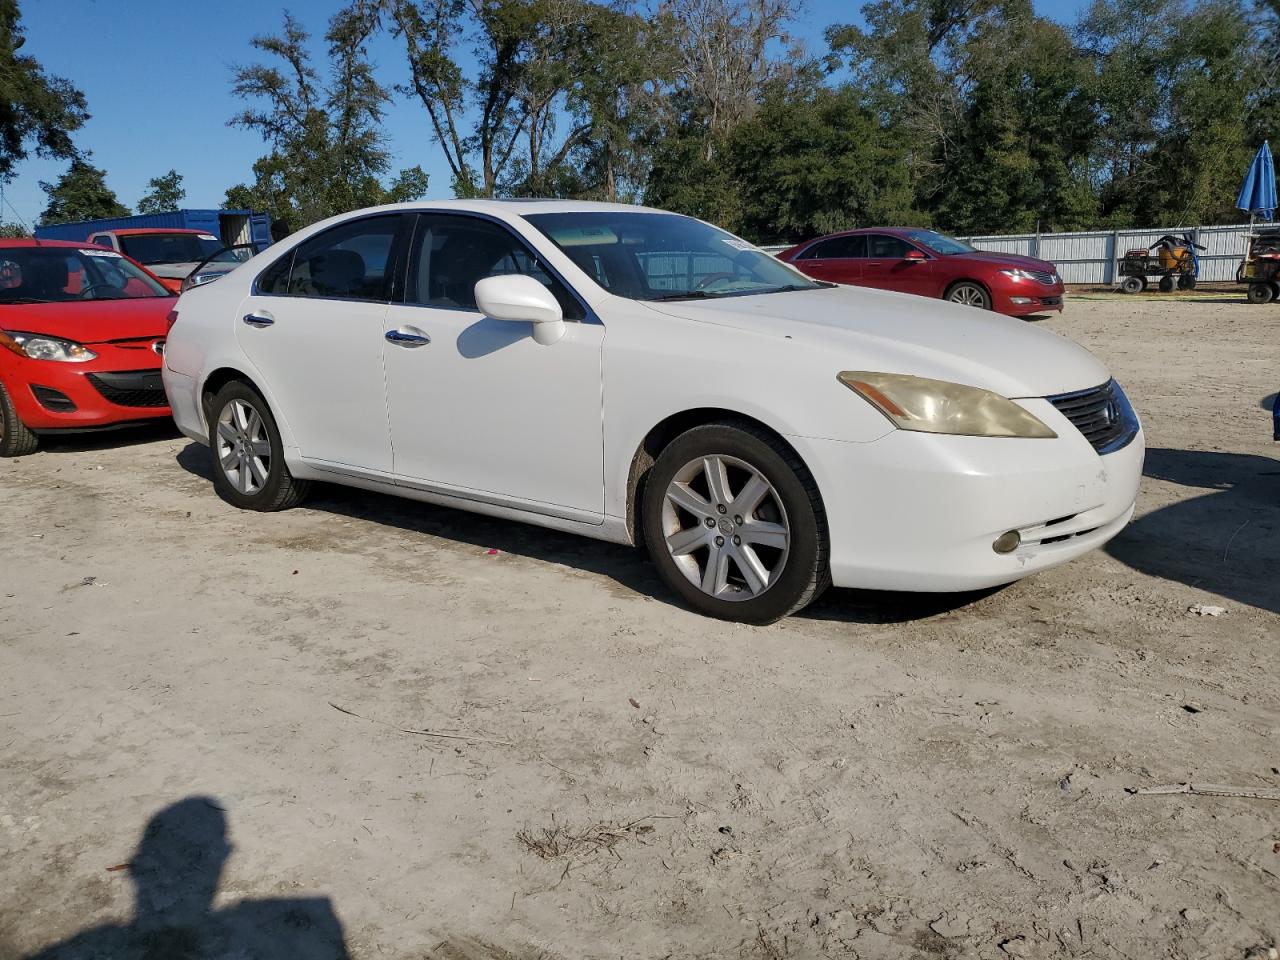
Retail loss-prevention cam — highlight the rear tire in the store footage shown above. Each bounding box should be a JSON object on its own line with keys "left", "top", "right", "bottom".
{"left": 1120, "top": 276, "right": 1144, "bottom": 294}
{"left": 1178, "top": 274, "right": 1196, "bottom": 291}
{"left": 1247, "top": 283, "right": 1275, "bottom": 305}
{"left": 206, "top": 381, "right": 310, "bottom": 511}
{"left": 641, "top": 421, "right": 829, "bottom": 624}
{"left": 945, "top": 282, "right": 991, "bottom": 310}
{"left": 0, "top": 380, "right": 39, "bottom": 457}
{"left": 1158, "top": 276, "right": 1174, "bottom": 293}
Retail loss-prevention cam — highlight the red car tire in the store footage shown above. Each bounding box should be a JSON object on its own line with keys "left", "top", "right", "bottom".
{"left": 0, "top": 379, "right": 39, "bottom": 457}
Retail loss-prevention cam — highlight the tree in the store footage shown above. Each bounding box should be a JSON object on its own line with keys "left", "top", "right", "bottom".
{"left": 226, "top": 8, "right": 428, "bottom": 228}
{"left": 39, "top": 157, "right": 128, "bottom": 224}
{"left": 137, "top": 169, "right": 185, "bottom": 214}
{"left": 0, "top": 220, "right": 28, "bottom": 237}
{"left": 0, "top": 0, "right": 88, "bottom": 183}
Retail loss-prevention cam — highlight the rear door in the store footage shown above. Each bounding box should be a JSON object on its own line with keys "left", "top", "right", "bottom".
{"left": 234, "top": 213, "right": 410, "bottom": 473}
{"left": 793, "top": 234, "right": 866, "bottom": 284}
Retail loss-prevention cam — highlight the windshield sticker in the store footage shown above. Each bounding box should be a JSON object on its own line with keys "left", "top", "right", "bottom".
{"left": 720, "top": 237, "right": 758, "bottom": 252}
{"left": 80, "top": 248, "right": 122, "bottom": 257}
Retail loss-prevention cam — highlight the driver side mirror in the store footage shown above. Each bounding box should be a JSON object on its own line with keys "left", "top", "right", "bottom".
{"left": 475, "top": 274, "right": 565, "bottom": 346}
{"left": 903, "top": 249, "right": 927, "bottom": 263}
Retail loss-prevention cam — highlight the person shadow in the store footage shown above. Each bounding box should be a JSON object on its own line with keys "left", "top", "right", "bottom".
{"left": 24, "top": 797, "right": 350, "bottom": 960}
{"left": 1106, "top": 446, "right": 1280, "bottom": 615}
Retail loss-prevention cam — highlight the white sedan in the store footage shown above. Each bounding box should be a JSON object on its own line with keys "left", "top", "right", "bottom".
{"left": 162, "top": 200, "right": 1143, "bottom": 623}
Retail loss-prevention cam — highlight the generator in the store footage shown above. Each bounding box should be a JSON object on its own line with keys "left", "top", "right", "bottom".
{"left": 1117, "top": 232, "right": 1205, "bottom": 293}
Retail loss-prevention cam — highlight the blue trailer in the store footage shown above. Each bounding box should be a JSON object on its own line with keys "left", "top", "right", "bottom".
{"left": 35, "top": 209, "right": 272, "bottom": 250}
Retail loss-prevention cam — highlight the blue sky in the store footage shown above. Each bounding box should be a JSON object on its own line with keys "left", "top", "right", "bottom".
{"left": 2, "top": 0, "right": 1091, "bottom": 225}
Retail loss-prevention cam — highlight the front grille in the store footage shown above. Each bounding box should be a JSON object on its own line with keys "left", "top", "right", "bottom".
{"left": 86, "top": 370, "right": 168, "bottom": 408}
{"left": 31, "top": 385, "right": 76, "bottom": 412}
{"left": 1038, "top": 296, "right": 1063, "bottom": 307}
{"left": 1046, "top": 379, "right": 1138, "bottom": 454}
{"left": 1026, "top": 269, "right": 1057, "bottom": 284}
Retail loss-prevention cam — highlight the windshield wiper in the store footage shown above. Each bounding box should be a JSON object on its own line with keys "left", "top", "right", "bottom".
{"left": 0, "top": 297, "right": 54, "bottom": 304}
{"left": 650, "top": 290, "right": 711, "bottom": 301}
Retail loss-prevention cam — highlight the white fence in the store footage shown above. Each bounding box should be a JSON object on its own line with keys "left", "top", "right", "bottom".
{"left": 960, "top": 224, "right": 1252, "bottom": 284}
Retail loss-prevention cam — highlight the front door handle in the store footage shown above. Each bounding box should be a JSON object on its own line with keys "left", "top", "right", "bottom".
{"left": 243, "top": 313, "right": 274, "bottom": 328}
{"left": 385, "top": 328, "right": 431, "bottom": 347}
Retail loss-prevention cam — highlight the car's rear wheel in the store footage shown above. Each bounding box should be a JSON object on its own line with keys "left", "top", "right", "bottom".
{"left": 1120, "top": 276, "right": 1145, "bottom": 294}
{"left": 207, "top": 381, "right": 310, "bottom": 511}
{"left": 1247, "top": 283, "right": 1275, "bottom": 305}
{"left": 641, "top": 422, "right": 829, "bottom": 624}
{"left": 0, "top": 380, "right": 39, "bottom": 457}
{"left": 946, "top": 282, "right": 991, "bottom": 310}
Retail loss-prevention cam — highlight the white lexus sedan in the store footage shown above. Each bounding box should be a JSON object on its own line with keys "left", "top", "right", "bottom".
{"left": 162, "top": 200, "right": 1143, "bottom": 623}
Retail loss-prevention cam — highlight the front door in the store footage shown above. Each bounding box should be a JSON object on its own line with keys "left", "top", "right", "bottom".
{"left": 382, "top": 213, "right": 605, "bottom": 518}
{"left": 862, "top": 234, "right": 934, "bottom": 296}
{"left": 234, "top": 213, "right": 408, "bottom": 473}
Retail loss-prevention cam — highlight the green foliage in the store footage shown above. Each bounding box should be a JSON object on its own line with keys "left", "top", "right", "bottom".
{"left": 226, "top": 8, "right": 428, "bottom": 230}
{"left": 39, "top": 158, "right": 129, "bottom": 224}
{"left": 137, "top": 169, "right": 185, "bottom": 214}
{"left": 0, "top": 0, "right": 88, "bottom": 183}
{"left": 0, "top": 220, "right": 28, "bottom": 237}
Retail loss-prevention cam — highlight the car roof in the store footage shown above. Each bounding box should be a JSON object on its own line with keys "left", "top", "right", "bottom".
{"left": 0, "top": 238, "right": 96, "bottom": 249}
{"left": 330, "top": 198, "right": 671, "bottom": 217}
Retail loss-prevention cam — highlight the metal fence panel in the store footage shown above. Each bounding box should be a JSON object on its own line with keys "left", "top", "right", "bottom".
{"left": 961, "top": 223, "right": 1252, "bottom": 285}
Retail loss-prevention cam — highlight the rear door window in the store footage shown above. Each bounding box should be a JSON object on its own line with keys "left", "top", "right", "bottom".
{"left": 800, "top": 235, "right": 866, "bottom": 260}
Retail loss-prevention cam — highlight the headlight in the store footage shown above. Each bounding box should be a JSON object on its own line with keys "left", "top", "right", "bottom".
{"left": 999, "top": 268, "right": 1041, "bottom": 282}
{"left": 0, "top": 331, "right": 97, "bottom": 363}
{"left": 837, "top": 371, "right": 1057, "bottom": 438}
{"left": 180, "top": 272, "right": 224, "bottom": 293}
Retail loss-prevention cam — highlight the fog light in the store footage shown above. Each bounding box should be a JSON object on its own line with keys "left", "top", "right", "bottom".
{"left": 1009, "top": 297, "right": 1033, "bottom": 305}
{"left": 992, "top": 530, "right": 1021, "bottom": 554}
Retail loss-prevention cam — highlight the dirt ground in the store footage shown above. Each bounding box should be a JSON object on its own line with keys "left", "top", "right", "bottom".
{"left": 2, "top": 294, "right": 1278, "bottom": 960}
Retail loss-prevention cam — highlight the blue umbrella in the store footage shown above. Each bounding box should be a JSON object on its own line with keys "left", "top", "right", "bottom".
{"left": 1237, "top": 141, "right": 1276, "bottom": 221}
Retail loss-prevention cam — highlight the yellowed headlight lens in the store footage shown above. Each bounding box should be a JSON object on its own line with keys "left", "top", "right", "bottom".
{"left": 838, "top": 371, "right": 1057, "bottom": 438}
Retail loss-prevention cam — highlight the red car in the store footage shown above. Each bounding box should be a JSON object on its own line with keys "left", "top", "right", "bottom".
{"left": 0, "top": 239, "right": 176, "bottom": 456}
{"left": 777, "top": 228, "right": 1065, "bottom": 318}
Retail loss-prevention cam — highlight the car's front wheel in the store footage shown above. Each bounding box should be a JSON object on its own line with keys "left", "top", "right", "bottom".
{"left": 0, "top": 380, "right": 39, "bottom": 457}
{"left": 946, "top": 282, "right": 991, "bottom": 310}
{"left": 641, "top": 422, "right": 829, "bottom": 623}
{"left": 207, "top": 381, "right": 310, "bottom": 511}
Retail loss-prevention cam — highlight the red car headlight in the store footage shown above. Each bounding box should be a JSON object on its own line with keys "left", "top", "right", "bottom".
{"left": 0, "top": 330, "right": 98, "bottom": 362}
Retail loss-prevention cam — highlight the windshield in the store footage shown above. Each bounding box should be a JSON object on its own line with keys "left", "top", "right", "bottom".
{"left": 118, "top": 233, "right": 230, "bottom": 265}
{"left": 524, "top": 211, "right": 828, "bottom": 301}
{"left": 0, "top": 247, "right": 171, "bottom": 303}
{"left": 905, "top": 230, "right": 976, "bottom": 256}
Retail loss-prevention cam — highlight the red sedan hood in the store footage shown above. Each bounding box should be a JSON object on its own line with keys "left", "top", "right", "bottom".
{"left": 0, "top": 297, "right": 174, "bottom": 344}
{"left": 953, "top": 251, "right": 1058, "bottom": 273}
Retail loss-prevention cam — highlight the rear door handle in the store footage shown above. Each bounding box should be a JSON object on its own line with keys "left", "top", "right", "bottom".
{"left": 385, "top": 328, "right": 431, "bottom": 347}
{"left": 243, "top": 313, "right": 274, "bottom": 328}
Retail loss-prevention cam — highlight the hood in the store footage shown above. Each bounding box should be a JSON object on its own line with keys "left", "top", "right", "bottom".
{"left": 0, "top": 296, "right": 174, "bottom": 344}
{"left": 642, "top": 285, "right": 1107, "bottom": 398}
{"left": 952, "top": 251, "right": 1058, "bottom": 274}
{"left": 145, "top": 263, "right": 201, "bottom": 280}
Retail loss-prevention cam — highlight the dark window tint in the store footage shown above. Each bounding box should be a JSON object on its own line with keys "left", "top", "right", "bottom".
{"left": 866, "top": 234, "right": 914, "bottom": 258}
{"left": 800, "top": 235, "right": 866, "bottom": 260}
{"left": 265, "top": 215, "right": 401, "bottom": 301}
{"left": 119, "top": 233, "right": 223, "bottom": 265}
{"left": 405, "top": 215, "right": 583, "bottom": 320}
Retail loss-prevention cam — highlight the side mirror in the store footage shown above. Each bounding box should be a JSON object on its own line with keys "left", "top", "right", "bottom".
{"left": 474, "top": 274, "right": 565, "bottom": 346}
{"left": 903, "top": 249, "right": 927, "bottom": 262}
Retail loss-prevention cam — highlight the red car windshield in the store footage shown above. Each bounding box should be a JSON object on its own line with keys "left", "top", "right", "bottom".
{"left": 0, "top": 247, "right": 171, "bottom": 304}
{"left": 905, "top": 230, "right": 977, "bottom": 256}
{"left": 118, "top": 232, "right": 225, "bottom": 265}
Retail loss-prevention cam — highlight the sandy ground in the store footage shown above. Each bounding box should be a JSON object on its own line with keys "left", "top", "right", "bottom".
{"left": 1, "top": 294, "right": 1278, "bottom": 960}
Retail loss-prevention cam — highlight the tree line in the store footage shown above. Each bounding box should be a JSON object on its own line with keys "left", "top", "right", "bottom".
{"left": 3, "top": 0, "right": 1277, "bottom": 243}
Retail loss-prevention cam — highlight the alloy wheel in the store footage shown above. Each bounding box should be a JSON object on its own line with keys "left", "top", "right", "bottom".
{"left": 215, "top": 398, "right": 272, "bottom": 496}
{"left": 660, "top": 455, "right": 790, "bottom": 601}
{"left": 949, "top": 285, "right": 986, "bottom": 307}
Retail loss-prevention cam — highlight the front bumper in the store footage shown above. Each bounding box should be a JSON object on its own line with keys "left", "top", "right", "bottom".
{"left": 992, "top": 281, "right": 1065, "bottom": 316}
{"left": 793, "top": 415, "right": 1144, "bottom": 592}
{"left": 4, "top": 341, "right": 171, "bottom": 430}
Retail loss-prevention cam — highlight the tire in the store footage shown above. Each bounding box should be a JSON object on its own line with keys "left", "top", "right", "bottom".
{"left": 1120, "top": 276, "right": 1144, "bottom": 294}
{"left": 1158, "top": 276, "right": 1174, "bottom": 293}
{"left": 206, "top": 381, "right": 310, "bottom": 511}
{"left": 1247, "top": 283, "right": 1275, "bottom": 305}
{"left": 0, "top": 380, "right": 39, "bottom": 457}
{"left": 945, "top": 282, "right": 991, "bottom": 310}
{"left": 1178, "top": 275, "right": 1196, "bottom": 291}
{"left": 641, "top": 421, "right": 829, "bottom": 624}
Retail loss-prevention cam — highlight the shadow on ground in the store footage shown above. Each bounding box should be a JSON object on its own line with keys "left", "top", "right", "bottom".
{"left": 176, "top": 443, "right": 994, "bottom": 625}
{"left": 33, "top": 421, "right": 181, "bottom": 456}
{"left": 1107, "top": 447, "right": 1280, "bottom": 614}
{"left": 22, "top": 797, "right": 350, "bottom": 960}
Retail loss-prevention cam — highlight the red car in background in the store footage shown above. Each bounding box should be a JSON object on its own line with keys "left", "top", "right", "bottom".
{"left": 0, "top": 239, "right": 175, "bottom": 456}
{"left": 777, "top": 228, "right": 1065, "bottom": 318}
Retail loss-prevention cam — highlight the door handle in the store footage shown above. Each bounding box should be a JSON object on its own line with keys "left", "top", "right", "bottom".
{"left": 243, "top": 313, "right": 274, "bottom": 328}
{"left": 385, "top": 328, "right": 431, "bottom": 347}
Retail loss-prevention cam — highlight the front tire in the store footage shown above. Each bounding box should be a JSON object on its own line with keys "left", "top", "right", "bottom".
{"left": 1120, "top": 276, "right": 1145, "bottom": 294}
{"left": 0, "top": 380, "right": 39, "bottom": 457}
{"left": 946, "top": 282, "right": 991, "bottom": 310}
{"left": 1247, "top": 283, "right": 1275, "bottom": 305}
{"left": 641, "top": 422, "right": 829, "bottom": 624}
{"left": 207, "top": 381, "right": 310, "bottom": 511}
{"left": 1158, "top": 275, "right": 1174, "bottom": 293}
